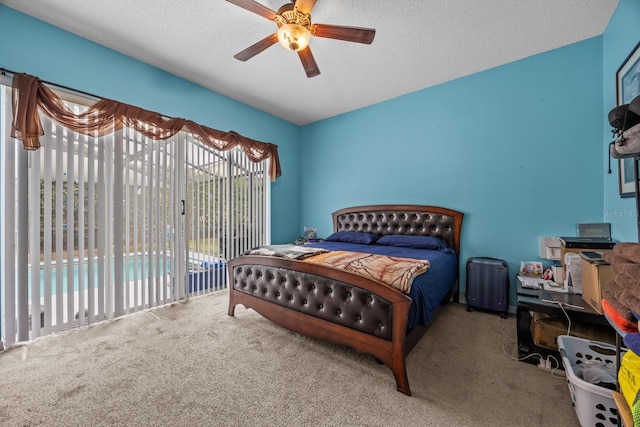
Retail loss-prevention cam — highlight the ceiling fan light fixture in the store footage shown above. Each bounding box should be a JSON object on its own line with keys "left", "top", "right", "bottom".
{"left": 277, "top": 23, "right": 311, "bottom": 51}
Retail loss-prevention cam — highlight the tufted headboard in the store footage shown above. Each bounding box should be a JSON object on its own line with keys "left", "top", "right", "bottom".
{"left": 332, "top": 205, "right": 464, "bottom": 256}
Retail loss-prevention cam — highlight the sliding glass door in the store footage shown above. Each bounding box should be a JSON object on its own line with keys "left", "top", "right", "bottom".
{"left": 0, "top": 84, "right": 269, "bottom": 347}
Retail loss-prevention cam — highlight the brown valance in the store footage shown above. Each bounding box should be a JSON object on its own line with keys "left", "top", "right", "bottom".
{"left": 10, "top": 73, "right": 281, "bottom": 181}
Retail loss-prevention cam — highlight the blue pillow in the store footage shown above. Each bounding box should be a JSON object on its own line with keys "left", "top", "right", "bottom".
{"left": 325, "top": 231, "right": 379, "bottom": 245}
{"left": 376, "top": 235, "right": 454, "bottom": 254}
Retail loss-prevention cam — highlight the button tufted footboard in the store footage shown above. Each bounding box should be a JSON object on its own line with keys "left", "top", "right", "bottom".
{"left": 228, "top": 255, "right": 413, "bottom": 395}
{"left": 230, "top": 260, "right": 396, "bottom": 339}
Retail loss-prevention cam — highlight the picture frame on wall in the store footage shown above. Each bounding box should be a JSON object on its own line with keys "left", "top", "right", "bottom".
{"left": 616, "top": 41, "right": 640, "bottom": 198}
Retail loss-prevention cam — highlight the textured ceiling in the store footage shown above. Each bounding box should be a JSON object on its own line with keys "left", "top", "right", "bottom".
{"left": 0, "top": 0, "right": 619, "bottom": 125}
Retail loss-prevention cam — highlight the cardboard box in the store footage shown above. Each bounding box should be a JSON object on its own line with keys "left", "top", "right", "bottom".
{"left": 560, "top": 246, "right": 612, "bottom": 281}
{"left": 531, "top": 312, "right": 615, "bottom": 350}
{"left": 581, "top": 258, "right": 615, "bottom": 314}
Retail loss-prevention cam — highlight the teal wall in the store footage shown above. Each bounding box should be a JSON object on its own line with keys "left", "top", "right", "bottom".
{"left": 299, "top": 38, "right": 606, "bottom": 303}
{"left": 0, "top": 5, "right": 301, "bottom": 244}
{"left": 2, "top": 2, "right": 639, "bottom": 307}
{"left": 603, "top": 0, "right": 640, "bottom": 240}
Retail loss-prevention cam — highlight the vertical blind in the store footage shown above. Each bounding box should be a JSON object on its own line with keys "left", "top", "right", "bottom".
{"left": 0, "top": 83, "right": 270, "bottom": 348}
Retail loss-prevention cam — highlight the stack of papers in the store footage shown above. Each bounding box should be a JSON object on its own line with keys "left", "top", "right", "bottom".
{"left": 518, "top": 275, "right": 545, "bottom": 290}
{"left": 518, "top": 275, "right": 567, "bottom": 293}
{"left": 564, "top": 252, "right": 582, "bottom": 294}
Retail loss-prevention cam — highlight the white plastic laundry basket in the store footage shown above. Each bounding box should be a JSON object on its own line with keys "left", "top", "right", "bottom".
{"left": 557, "top": 335, "right": 621, "bottom": 427}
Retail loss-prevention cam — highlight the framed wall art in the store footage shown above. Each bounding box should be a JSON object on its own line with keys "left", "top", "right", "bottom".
{"left": 616, "top": 41, "right": 640, "bottom": 197}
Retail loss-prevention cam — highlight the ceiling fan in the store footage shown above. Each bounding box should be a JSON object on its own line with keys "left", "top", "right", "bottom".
{"left": 226, "top": 0, "right": 376, "bottom": 78}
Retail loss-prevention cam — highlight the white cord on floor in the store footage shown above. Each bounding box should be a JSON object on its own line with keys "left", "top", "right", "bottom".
{"left": 500, "top": 326, "right": 565, "bottom": 379}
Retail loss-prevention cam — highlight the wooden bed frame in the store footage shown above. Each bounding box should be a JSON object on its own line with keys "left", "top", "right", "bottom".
{"left": 227, "top": 204, "right": 464, "bottom": 396}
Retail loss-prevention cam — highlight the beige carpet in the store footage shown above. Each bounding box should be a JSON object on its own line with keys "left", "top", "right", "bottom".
{"left": 0, "top": 290, "right": 580, "bottom": 426}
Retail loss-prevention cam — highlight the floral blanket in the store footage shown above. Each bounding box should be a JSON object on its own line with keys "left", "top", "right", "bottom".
{"left": 244, "top": 244, "right": 329, "bottom": 260}
{"left": 303, "top": 250, "right": 430, "bottom": 294}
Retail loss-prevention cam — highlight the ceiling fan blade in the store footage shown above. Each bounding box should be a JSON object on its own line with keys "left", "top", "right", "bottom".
{"left": 294, "top": 0, "right": 317, "bottom": 14}
{"left": 226, "top": 0, "right": 277, "bottom": 20}
{"left": 312, "top": 24, "right": 376, "bottom": 44}
{"left": 298, "top": 47, "right": 320, "bottom": 78}
{"left": 234, "top": 34, "right": 279, "bottom": 61}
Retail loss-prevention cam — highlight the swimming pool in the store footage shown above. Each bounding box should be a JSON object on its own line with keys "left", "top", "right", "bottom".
{"left": 29, "top": 256, "right": 172, "bottom": 297}
{"left": 28, "top": 256, "right": 225, "bottom": 296}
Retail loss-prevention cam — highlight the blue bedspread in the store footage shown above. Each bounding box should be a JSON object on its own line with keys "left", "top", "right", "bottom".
{"left": 304, "top": 241, "right": 458, "bottom": 330}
